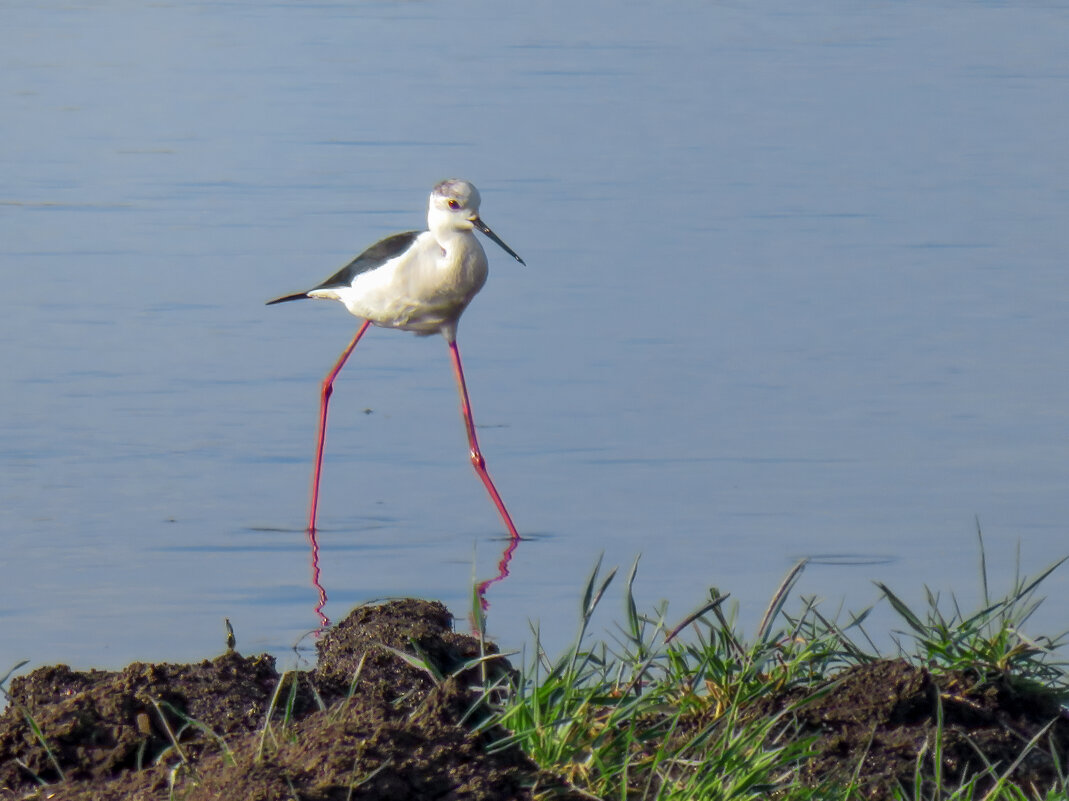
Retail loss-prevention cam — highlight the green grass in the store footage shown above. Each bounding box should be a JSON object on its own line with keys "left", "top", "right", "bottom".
{"left": 479, "top": 540, "right": 1069, "bottom": 801}
{"left": 877, "top": 527, "right": 1068, "bottom": 688}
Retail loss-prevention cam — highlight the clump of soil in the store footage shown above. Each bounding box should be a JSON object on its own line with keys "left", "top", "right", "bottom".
{"left": 0, "top": 599, "right": 572, "bottom": 801}
{"left": 1, "top": 601, "right": 1066, "bottom": 800}
{"left": 757, "top": 658, "right": 1069, "bottom": 799}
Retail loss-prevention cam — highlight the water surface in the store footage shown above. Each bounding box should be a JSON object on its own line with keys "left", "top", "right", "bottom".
{"left": 3, "top": 1, "right": 1068, "bottom": 668}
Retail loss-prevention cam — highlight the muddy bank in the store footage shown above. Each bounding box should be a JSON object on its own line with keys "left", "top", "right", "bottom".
{"left": 751, "top": 658, "right": 1069, "bottom": 798}
{"left": 0, "top": 599, "right": 576, "bottom": 801}
{"left": 1, "top": 599, "right": 1066, "bottom": 799}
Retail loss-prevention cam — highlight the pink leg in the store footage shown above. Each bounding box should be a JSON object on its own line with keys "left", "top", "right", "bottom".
{"left": 448, "top": 340, "right": 522, "bottom": 541}
{"left": 308, "top": 319, "right": 372, "bottom": 533}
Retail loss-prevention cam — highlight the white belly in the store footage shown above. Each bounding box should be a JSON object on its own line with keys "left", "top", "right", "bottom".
{"left": 309, "top": 231, "right": 489, "bottom": 336}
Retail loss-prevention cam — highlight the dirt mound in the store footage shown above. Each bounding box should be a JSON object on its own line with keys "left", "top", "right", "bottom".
{"left": 0, "top": 599, "right": 572, "bottom": 801}
{"left": 766, "top": 658, "right": 1069, "bottom": 798}
{"left": 0, "top": 652, "right": 280, "bottom": 789}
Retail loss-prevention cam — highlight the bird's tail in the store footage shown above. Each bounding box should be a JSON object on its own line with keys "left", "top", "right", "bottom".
{"left": 265, "top": 291, "right": 310, "bottom": 305}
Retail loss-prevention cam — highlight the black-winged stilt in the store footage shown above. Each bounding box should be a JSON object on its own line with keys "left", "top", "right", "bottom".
{"left": 268, "top": 179, "right": 525, "bottom": 543}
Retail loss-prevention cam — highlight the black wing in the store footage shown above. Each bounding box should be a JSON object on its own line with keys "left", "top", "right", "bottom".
{"left": 266, "top": 230, "right": 422, "bottom": 305}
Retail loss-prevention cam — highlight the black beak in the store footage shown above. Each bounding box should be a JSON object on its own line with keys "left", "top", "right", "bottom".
{"left": 473, "top": 216, "right": 526, "bottom": 266}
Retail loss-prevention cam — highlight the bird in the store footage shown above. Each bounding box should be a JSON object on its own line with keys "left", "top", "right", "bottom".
{"left": 267, "top": 179, "right": 525, "bottom": 541}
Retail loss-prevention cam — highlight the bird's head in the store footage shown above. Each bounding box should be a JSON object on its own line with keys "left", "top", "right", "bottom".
{"left": 429, "top": 179, "right": 525, "bottom": 265}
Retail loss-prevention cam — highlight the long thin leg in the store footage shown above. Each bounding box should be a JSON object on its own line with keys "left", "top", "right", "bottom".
{"left": 448, "top": 340, "right": 522, "bottom": 541}
{"left": 308, "top": 319, "right": 372, "bottom": 532}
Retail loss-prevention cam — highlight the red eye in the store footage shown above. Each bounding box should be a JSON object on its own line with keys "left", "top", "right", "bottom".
{"left": 447, "top": 199, "right": 460, "bottom": 210}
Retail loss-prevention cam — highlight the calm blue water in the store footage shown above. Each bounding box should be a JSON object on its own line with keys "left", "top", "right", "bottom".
{"left": 3, "top": 1, "right": 1068, "bottom": 670}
